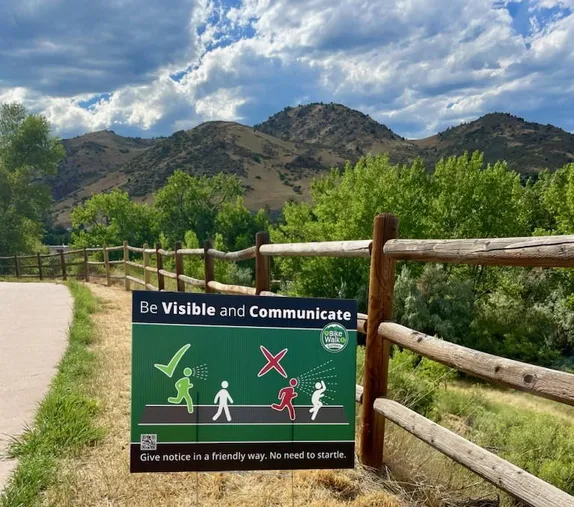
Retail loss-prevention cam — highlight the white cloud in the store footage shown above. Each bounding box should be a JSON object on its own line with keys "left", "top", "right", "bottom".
{"left": 1, "top": 0, "right": 574, "bottom": 138}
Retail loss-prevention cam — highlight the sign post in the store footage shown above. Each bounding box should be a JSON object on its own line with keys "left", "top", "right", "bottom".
{"left": 130, "top": 291, "right": 357, "bottom": 473}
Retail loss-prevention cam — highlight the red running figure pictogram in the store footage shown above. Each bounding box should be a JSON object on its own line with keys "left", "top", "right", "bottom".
{"left": 271, "top": 378, "right": 298, "bottom": 420}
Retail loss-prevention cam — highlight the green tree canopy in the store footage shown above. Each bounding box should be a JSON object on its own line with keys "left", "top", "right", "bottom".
{"left": 70, "top": 190, "right": 159, "bottom": 248}
{"left": 0, "top": 103, "right": 65, "bottom": 255}
{"left": 539, "top": 163, "right": 574, "bottom": 234}
{"left": 154, "top": 171, "right": 243, "bottom": 245}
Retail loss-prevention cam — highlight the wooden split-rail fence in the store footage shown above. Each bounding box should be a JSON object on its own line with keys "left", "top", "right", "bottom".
{"left": 2, "top": 214, "right": 574, "bottom": 506}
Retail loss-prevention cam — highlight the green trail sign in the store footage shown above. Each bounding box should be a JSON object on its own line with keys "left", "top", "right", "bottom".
{"left": 130, "top": 291, "right": 357, "bottom": 473}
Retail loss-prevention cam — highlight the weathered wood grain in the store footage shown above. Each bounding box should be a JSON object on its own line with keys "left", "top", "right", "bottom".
{"left": 259, "top": 240, "right": 371, "bottom": 258}
{"left": 384, "top": 236, "right": 574, "bottom": 267}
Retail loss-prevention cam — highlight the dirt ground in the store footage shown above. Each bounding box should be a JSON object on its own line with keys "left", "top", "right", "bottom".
{"left": 43, "top": 283, "right": 406, "bottom": 507}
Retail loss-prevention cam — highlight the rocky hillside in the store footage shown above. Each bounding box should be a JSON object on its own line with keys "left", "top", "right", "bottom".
{"left": 255, "top": 103, "right": 419, "bottom": 164}
{"left": 414, "top": 113, "right": 574, "bottom": 175}
{"left": 51, "top": 104, "right": 574, "bottom": 225}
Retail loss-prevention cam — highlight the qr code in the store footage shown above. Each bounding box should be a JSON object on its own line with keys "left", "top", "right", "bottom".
{"left": 140, "top": 434, "right": 157, "bottom": 451}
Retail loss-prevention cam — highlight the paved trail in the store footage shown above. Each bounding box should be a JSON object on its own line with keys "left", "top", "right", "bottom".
{"left": 0, "top": 282, "right": 72, "bottom": 491}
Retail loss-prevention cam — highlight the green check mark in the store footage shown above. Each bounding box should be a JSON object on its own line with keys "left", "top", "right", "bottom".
{"left": 154, "top": 344, "right": 191, "bottom": 378}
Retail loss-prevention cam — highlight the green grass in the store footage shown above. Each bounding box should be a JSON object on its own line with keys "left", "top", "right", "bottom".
{"left": 0, "top": 280, "right": 104, "bottom": 507}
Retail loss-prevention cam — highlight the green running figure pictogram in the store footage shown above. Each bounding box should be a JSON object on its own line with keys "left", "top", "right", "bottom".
{"left": 168, "top": 367, "right": 194, "bottom": 413}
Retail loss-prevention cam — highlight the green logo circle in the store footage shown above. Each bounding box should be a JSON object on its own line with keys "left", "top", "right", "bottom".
{"left": 320, "top": 323, "right": 349, "bottom": 353}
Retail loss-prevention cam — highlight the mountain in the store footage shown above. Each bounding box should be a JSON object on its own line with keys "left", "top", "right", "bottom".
{"left": 255, "top": 103, "right": 419, "bottom": 164}
{"left": 50, "top": 104, "right": 574, "bottom": 226}
{"left": 121, "top": 121, "right": 348, "bottom": 207}
{"left": 49, "top": 131, "right": 157, "bottom": 222}
{"left": 414, "top": 113, "right": 574, "bottom": 175}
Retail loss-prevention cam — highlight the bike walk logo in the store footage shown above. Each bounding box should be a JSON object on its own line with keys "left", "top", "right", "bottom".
{"left": 138, "top": 341, "right": 349, "bottom": 439}
{"left": 320, "top": 323, "right": 349, "bottom": 353}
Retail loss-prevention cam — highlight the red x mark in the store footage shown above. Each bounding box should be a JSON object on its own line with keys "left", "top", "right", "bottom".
{"left": 257, "top": 346, "right": 288, "bottom": 378}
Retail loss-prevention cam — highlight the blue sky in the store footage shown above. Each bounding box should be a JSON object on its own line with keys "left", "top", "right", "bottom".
{"left": 1, "top": 0, "right": 573, "bottom": 139}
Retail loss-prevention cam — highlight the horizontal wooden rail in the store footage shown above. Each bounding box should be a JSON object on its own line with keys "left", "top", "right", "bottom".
{"left": 85, "top": 247, "right": 103, "bottom": 252}
{"left": 178, "top": 248, "right": 203, "bottom": 256}
{"left": 126, "top": 275, "right": 145, "bottom": 286}
{"left": 143, "top": 248, "right": 156, "bottom": 254}
{"left": 63, "top": 248, "right": 85, "bottom": 255}
{"left": 106, "top": 245, "right": 124, "bottom": 252}
{"left": 144, "top": 265, "right": 156, "bottom": 273}
{"left": 66, "top": 261, "right": 85, "bottom": 267}
{"left": 146, "top": 283, "right": 158, "bottom": 291}
{"left": 42, "top": 251, "right": 63, "bottom": 258}
{"left": 87, "top": 261, "right": 106, "bottom": 266}
{"left": 259, "top": 290, "right": 284, "bottom": 297}
{"left": 207, "top": 246, "right": 256, "bottom": 261}
{"left": 108, "top": 260, "right": 124, "bottom": 265}
{"left": 378, "top": 322, "right": 574, "bottom": 406}
{"left": 259, "top": 240, "right": 371, "bottom": 258}
{"left": 384, "top": 236, "right": 574, "bottom": 267}
{"left": 178, "top": 274, "right": 205, "bottom": 288}
{"left": 374, "top": 398, "right": 574, "bottom": 507}
{"left": 126, "top": 261, "right": 145, "bottom": 270}
{"left": 207, "top": 281, "right": 257, "bottom": 295}
{"left": 127, "top": 246, "right": 145, "bottom": 253}
{"left": 158, "top": 248, "right": 175, "bottom": 257}
{"left": 159, "top": 269, "right": 177, "bottom": 280}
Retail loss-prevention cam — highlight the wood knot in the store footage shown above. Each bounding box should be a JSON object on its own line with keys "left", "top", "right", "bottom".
{"left": 417, "top": 335, "right": 423, "bottom": 343}
{"left": 523, "top": 374, "right": 534, "bottom": 384}
{"left": 494, "top": 366, "right": 501, "bottom": 373}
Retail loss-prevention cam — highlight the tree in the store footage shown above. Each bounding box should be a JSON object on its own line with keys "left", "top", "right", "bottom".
{"left": 272, "top": 154, "right": 432, "bottom": 302}
{"left": 215, "top": 197, "right": 269, "bottom": 252}
{"left": 154, "top": 171, "right": 243, "bottom": 245}
{"left": 429, "top": 152, "right": 531, "bottom": 239}
{"left": 0, "top": 103, "right": 65, "bottom": 255}
{"left": 539, "top": 163, "right": 574, "bottom": 234}
{"left": 70, "top": 190, "right": 159, "bottom": 248}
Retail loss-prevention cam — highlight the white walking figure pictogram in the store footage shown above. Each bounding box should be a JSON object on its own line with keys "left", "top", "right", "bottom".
{"left": 213, "top": 380, "right": 233, "bottom": 421}
{"left": 310, "top": 380, "right": 327, "bottom": 421}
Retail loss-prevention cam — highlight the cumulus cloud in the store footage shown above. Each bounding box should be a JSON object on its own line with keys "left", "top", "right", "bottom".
{"left": 1, "top": 0, "right": 573, "bottom": 138}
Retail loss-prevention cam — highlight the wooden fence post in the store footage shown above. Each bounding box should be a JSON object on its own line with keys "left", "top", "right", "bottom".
{"left": 37, "top": 252, "right": 43, "bottom": 280}
{"left": 156, "top": 242, "right": 164, "bottom": 291}
{"left": 83, "top": 247, "right": 89, "bottom": 282}
{"left": 360, "top": 213, "right": 398, "bottom": 469}
{"left": 143, "top": 243, "right": 150, "bottom": 290}
{"left": 59, "top": 249, "right": 67, "bottom": 281}
{"left": 204, "top": 239, "right": 214, "bottom": 294}
{"left": 123, "top": 241, "right": 129, "bottom": 290}
{"left": 255, "top": 231, "right": 270, "bottom": 294}
{"left": 104, "top": 244, "right": 111, "bottom": 287}
{"left": 175, "top": 241, "right": 185, "bottom": 292}
{"left": 14, "top": 255, "right": 20, "bottom": 278}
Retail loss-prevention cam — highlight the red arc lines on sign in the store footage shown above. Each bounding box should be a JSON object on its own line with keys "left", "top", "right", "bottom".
{"left": 257, "top": 346, "right": 288, "bottom": 378}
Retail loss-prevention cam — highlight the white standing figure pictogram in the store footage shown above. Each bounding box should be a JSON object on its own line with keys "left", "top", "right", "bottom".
{"left": 310, "top": 380, "right": 327, "bottom": 421}
{"left": 213, "top": 380, "right": 233, "bottom": 421}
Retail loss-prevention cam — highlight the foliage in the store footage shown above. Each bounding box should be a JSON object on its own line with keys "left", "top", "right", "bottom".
{"left": 70, "top": 190, "right": 159, "bottom": 250}
{"left": 394, "top": 265, "right": 475, "bottom": 344}
{"left": 274, "top": 151, "right": 574, "bottom": 367}
{"left": 215, "top": 197, "right": 269, "bottom": 252}
{"left": 539, "top": 163, "right": 574, "bottom": 234}
{"left": 0, "top": 103, "right": 65, "bottom": 255}
{"left": 154, "top": 171, "right": 243, "bottom": 245}
{"left": 357, "top": 347, "right": 456, "bottom": 417}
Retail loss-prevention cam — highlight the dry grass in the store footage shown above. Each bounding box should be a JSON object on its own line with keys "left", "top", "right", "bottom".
{"left": 449, "top": 383, "right": 574, "bottom": 423}
{"left": 43, "top": 283, "right": 406, "bottom": 507}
